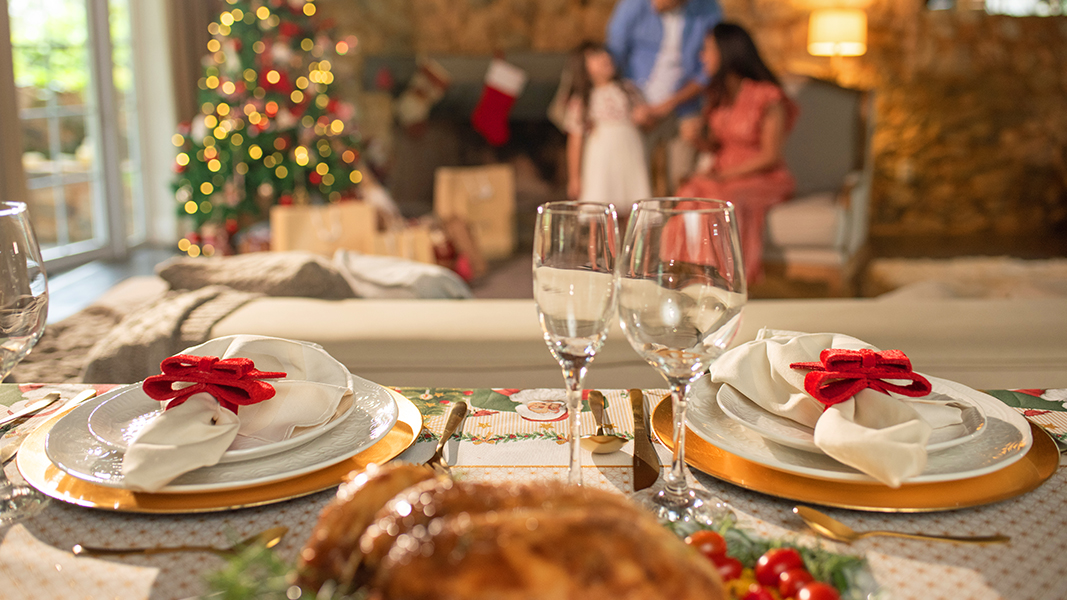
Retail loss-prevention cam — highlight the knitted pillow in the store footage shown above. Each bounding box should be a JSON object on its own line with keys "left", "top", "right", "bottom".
{"left": 156, "top": 251, "right": 356, "bottom": 299}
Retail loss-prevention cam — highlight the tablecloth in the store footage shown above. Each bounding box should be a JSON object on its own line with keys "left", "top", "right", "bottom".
{"left": 0, "top": 383, "right": 1064, "bottom": 600}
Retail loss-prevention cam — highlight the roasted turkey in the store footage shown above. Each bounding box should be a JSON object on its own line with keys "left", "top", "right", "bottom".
{"left": 298, "top": 463, "right": 725, "bottom": 600}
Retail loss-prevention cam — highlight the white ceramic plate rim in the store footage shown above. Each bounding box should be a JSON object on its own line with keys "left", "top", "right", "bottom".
{"left": 44, "top": 373, "right": 398, "bottom": 493}
{"left": 715, "top": 378, "right": 988, "bottom": 453}
{"left": 85, "top": 378, "right": 357, "bottom": 464}
{"left": 688, "top": 375, "right": 1033, "bottom": 484}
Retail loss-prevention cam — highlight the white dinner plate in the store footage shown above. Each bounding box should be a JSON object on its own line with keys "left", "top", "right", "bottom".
{"left": 687, "top": 375, "right": 1032, "bottom": 484}
{"left": 44, "top": 373, "right": 399, "bottom": 493}
{"left": 715, "top": 380, "right": 987, "bottom": 453}
{"left": 85, "top": 380, "right": 357, "bottom": 464}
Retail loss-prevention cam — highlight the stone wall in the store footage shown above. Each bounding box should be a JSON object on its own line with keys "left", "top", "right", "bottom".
{"left": 320, "top": 0, "right": 1067, "bottom": 236}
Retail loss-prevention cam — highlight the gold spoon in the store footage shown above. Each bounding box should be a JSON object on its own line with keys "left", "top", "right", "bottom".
{"left": 580, "top": 391, "right": 626, "bottom": 454}
{"left": 793, "top": 506, "right": 1009, "bottom": 545}
{"left": 72, "top": 526, "right": 289, "bottom": 557}
{"left": 424, "top": 401, "right": 468, "bottom": 476}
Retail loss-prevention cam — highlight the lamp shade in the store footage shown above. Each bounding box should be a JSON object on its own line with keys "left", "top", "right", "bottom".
{"left": 808, "top": 8, "right": 867, "bottom": 57}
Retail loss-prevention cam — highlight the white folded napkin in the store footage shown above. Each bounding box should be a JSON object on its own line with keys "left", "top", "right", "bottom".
{"left": 122, "top": 335, "right": 353, "bottom": 491}
{"left": 710, "top": 329, "right": 963, "bottom": 487}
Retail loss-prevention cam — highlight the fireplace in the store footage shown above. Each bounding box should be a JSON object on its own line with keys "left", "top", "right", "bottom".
{"left": 359, "top": 53, "right": 570, "bottom": 250}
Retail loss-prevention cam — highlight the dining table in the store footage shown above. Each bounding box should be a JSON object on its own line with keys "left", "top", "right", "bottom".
{"left": 0, "top": 381, "right": 1064, "bottom": 600}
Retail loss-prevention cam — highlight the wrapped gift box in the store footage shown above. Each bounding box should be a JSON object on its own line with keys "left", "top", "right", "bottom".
{"left": 433, "top": 164, "right": 516, "bottom": 261}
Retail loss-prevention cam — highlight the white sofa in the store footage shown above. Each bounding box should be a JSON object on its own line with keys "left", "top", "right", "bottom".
{"left": 211, "top": 293, "right": 1067, "bottom": 391}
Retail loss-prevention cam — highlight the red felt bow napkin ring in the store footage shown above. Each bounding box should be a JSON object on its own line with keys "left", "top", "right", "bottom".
{"left": 142, "top": 355, "right": 286, "bottom": 413}
{"left": 789, "top": 348, "right": 932, "bottom": 408}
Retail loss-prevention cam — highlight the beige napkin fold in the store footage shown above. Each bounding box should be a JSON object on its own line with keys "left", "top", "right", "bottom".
{"left": 121, "top": 335, "right": 352, "bottom": 491}
{"left": 710, "top": 329, "right": 963, "bottom": 487}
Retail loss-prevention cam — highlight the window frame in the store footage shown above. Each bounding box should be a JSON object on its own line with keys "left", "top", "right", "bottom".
{"left": 1, "top": 0, "right": 148, "bottom": 273}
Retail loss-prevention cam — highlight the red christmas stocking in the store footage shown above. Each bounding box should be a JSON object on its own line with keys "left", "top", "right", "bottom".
{"left": 471, "top": 59, "right": 527, "bottom": 146}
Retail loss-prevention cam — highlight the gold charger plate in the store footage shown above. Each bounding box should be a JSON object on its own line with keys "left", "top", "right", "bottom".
{"left": 652, "top": 399, "right": 1060, "bottom": 512}
{"left": 17, "top": 389, "right": 422, "bottom": 513}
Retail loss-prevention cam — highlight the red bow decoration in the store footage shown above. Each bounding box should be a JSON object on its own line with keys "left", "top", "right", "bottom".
{"left": 142, "top": 355, "right": 286, "bottom": 413}
{"left": 789, "top": 348, "right": 932, "bottom": 408}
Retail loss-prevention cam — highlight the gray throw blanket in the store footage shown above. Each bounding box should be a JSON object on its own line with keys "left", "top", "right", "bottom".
{"left": 81, "top": 286, "right": 260, "bottom": 384}
{"left": 10, "top": 250, "right": 472, "bottom": 384}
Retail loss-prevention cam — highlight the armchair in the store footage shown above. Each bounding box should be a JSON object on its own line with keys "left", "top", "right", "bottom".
{"left": 763, "top": 76, "right": 875, "bottom": 296}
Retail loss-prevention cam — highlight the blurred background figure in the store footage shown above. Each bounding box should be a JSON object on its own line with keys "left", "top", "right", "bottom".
{"left": 607, "top": 0, "right": 722, "bottom": 194}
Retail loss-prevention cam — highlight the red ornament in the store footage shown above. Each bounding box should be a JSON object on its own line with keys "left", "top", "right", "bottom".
{"left": 279, "top": 194, "right": 294, "bottom": 206}
{"left": 174, "top": 162, "right": 187, "bottom": 173}
{"left": 309, "top": 171, "right": 322, "bottom": 185}
{"left": 326, "top": 98, "right": 340, "bottom": 114}
{"left": 790, "top": 349, "right": 933, "bottom": 408}
{"left": 225, "top": 219, "right": 239, "bottom": 234}
{"left": 142, "top": 355, "right": 287, "bottom": 414}
{"left": 279, "top": 21, "right": 300, "bottom": 38}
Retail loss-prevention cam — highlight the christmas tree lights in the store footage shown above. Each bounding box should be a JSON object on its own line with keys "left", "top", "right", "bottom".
{"left": 171, "top": 0, "right": 361, "bottom": 256}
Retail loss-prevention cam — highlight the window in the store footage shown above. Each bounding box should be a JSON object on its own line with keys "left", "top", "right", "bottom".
{"left": 928, "top": 0, "right": 1067, "bottom": 14}
{"left": 6, "top": 0, "right": 144, "bottom": 269}
{"left": 987, "top": 0, "right": 1066, "bottom": 14}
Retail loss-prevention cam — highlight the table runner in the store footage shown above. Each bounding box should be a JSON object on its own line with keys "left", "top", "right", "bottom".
{"left": 0, "top": 383, "right": 1064, "bottom": 600}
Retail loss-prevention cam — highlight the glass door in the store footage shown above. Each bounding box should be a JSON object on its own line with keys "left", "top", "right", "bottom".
{"left": 7, "top": 0, "right": 143, "bottom": 269}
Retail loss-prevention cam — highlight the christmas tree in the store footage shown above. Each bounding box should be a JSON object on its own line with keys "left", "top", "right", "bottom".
{"left": 171, "top": 0, "right": 362, "bottom": 257}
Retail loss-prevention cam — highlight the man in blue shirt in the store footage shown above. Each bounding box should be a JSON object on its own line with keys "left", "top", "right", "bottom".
{"left": 607, "top": 0, "right": 722, "bottom": 192}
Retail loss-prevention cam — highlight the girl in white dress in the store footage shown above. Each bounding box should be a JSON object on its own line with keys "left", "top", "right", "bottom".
{"left": 564, "top": 42, "right": 652, "bottom": 213}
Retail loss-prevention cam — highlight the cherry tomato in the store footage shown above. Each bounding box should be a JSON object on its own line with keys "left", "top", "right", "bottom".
{"left": 797, "top": 581, "right": 842, "bottom": 600}
{"left": 741, "top": 584, "right": 776, "bottom": 600}
{"left": 778, "top": 567, "right": 815, "bottom": 598}
{"left": 685, "top": 530, "right": 728, "bottom": 563}
{"left": 716, "top": 556, "right": 744, "bottom": 582}
{"left": 755, "top": 547, "right": 806, "bottom": 587}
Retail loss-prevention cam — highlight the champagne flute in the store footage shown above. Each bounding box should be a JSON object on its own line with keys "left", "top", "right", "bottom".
{"left": 0, "top": 201, "right": 50, "bottom": 524}
{"left": 533, "top": 202, "right": 619, "bottom": 485}
{"left": 617, "top": 198, "right": 746, "bottom": 528}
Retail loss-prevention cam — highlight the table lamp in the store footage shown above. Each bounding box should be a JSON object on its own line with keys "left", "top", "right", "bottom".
{"left": 808, "top": 8, "right": 868, "bottom": 58}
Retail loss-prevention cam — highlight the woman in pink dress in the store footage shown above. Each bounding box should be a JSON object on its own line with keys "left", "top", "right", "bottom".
{"left": 666, "top": 23, "right": 797, "bottom": 284}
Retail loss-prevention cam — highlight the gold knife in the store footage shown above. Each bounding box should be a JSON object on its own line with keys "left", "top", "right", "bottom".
{"left": 0, "top": 393, "right": 61, "bottom": 430}
{"left": 0, "top": 389, "right": 98, "bottom": 464}
{"left": 630, "top": 389, "right": 660, "bottom": 491}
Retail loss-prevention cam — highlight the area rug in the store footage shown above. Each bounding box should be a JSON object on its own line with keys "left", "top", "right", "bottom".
{"left": 864, "top": 256, "right": 1067, "bottom": 299}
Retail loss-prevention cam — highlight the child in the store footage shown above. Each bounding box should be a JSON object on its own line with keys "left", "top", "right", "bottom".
{"left": 563, "top": 42, "right": 651, "bottom": 212}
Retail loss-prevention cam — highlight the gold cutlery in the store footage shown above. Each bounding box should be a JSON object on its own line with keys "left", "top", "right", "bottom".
{"left": 0, "top": 393, "right": 61, "bottom": 429}
{"left": 580, "top": 391, "right": 626, "bottom": 454}
{"left": 424, "top": 401, "right": 468, "bottom": 475}
{"left": 630, "top": 389, "right": 659, "bottom": 491}
{"left": 1, "top": 389, "right": 99, "bottom": 464}
{"left": 794, "top": 506, "right": 1010, "bottom": 545}
{"left": 72, "top": 526, "right": 288, "bottom": 557}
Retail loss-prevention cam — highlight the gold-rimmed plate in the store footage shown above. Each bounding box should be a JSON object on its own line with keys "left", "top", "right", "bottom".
{"left": 17, "top": 389, "right": 422, "bottom": 514}
{"left": 652, "top": 397, "right": 1059, "bottom": 512}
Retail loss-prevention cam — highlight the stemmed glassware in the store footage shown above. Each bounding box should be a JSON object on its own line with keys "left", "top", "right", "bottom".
{"left": 617, "top": 198, "right": 746, "bottom": 528}
{"left": 533, "top": 202, "right": 619, "bottom": 485}
{"left": 0, "top": 201, "right": 50, "bottom": 524}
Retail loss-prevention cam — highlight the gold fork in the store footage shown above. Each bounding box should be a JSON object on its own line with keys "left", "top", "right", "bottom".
{"left": 73, "top": 526, "right": 288, "bottom": 557}
{"left": 423, "top": 401, "right": 468, "bottom": 476}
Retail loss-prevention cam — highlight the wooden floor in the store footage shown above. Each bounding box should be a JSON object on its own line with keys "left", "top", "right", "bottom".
{"left": 46, "top": 247, "right": 178, "bottom": 324}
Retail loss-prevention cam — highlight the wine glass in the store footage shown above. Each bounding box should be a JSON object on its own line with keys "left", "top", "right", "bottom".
{"left": 0, "top": 201, "right": 50, "bottom": 524}
{"left": 533, "top": 201, "right": 619, "bottom": 485}
{"left": 617, "top": 198, "right": 746, "bottom": 528}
